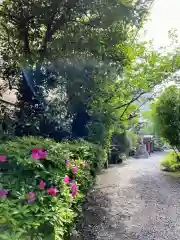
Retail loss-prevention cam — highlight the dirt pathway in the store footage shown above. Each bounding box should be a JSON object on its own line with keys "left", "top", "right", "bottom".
{"left": 79, "top": 152, "right": 180, "bottom": 240}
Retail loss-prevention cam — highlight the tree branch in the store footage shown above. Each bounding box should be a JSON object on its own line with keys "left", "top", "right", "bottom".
{"left": 22, "top": 26, "right": 30, "bottom": 55}
{"left": 121, "top": 92, "right": 156, "bottom": 121}
{"left": 118, "top": 92, "right": 146, "bottom": 121}
{"left": 117, "top": 91, "right": 146, "bottom": 118}
{"left": 40, "top": 0, "right": 80, "bottom": 57}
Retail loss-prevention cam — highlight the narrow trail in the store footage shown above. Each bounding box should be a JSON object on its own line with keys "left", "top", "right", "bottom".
{"left": 79, "top": 152, "right": 180, "bottom": 240}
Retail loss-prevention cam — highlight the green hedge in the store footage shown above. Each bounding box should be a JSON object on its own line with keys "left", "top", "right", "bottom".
{"left": 0, "top": 136, "right": 107, "bottom": 239}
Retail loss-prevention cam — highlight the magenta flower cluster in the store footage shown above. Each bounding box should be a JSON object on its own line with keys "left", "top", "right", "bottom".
{"left": 0, "top": 155, "right": 8, "bottom": 162}
{"left": 0, "top": 149, "right": 58, "bottom": 203}
{"left": 27, "top": 192, "right": 35, "bottom": 203}
{"left": 64, "top": 158, "right": 88, "bottom": 198}
{"left": 0, "top": 189, "right": 8, "bottom": 197}
{"left": 0, "top": 156, "right": 9, "bottom": 198}
{"left": 0, "top": 150, "right": 86, "bottom": 202}
{"left": 31, "top": 148, "right": 47, "bottom": 160}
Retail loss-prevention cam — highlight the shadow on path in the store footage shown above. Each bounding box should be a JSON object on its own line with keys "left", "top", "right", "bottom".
{"left": 78, "top": 188, "right": 128, "bottom": 240}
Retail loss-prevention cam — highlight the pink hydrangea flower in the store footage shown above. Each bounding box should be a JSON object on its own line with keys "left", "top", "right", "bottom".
{"left": 31, "top": 148, "right": 41, "bottom": 159}
{"left": 27, "top": 192, "right": 35, "bottom": 203}
{"left": 71, "top": 183, "right": 78, "bottom": 197}
{"left": 31, "top": 152, "right": 40, "bottom": 159}
{"left": 39, "top": 180, "right": 46, "bottom": 190}
{"left": 64, "top": 175, "right": 70, "bottom": 184}
{"left": 47, "top": 187, "right": 57, "bottom": 196}
{"left": 0, "top": 189, "right": 8, "bottom": 197}
{"left": 31, "top": 148, "right": 47, "bottom": 160}
{"left": 72, "top": 166, "right": 78, "bottom": 174}
{"left": 39, "top": 151, "right": 47, "bottom": 160}
{"left": 0, "top": 155, "right": 7, "bottom": 162}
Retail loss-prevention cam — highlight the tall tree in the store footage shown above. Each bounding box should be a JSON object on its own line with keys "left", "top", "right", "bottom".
{"left": 0, "top": 0, "right": 154, "bottom": 139}
{"left": 154, "top": 86, "right": 180, "bottom": 151}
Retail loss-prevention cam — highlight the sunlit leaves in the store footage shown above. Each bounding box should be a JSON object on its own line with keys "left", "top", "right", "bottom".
{"left": 154, "top": 86, "right": 180, "bottom": 149}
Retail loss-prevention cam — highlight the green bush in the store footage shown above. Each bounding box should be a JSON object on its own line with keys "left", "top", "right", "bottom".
{"left": 60, "top": 139, "right": 107, "bottom": 175}
{"left": 155, "top": 86, "right": 180, "bottom": 151}
{"left": 161, "top": 150, "right": 180, "bottom": 172}
{"left": 0, "top": 136, "right": 107, "bottom": 239}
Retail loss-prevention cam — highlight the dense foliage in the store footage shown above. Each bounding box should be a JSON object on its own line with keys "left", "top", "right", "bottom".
{"left": 154, "top": 86, "right": 180, "bottom": 151}
{"left": 0, "top": 0, "right": 160, "bottom": 145}
{"left": 1, "top": 0, "right": 180, "bottom": 148}
{"left": 0, "top": 136, "right": 107, "bottom": 239}
{"left": 161, "top": 150, "right": 180, "bottom": 172}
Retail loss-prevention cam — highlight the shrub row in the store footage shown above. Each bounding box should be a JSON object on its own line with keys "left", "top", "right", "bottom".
{"left": 0, "top": 136, "right": 107, "bottom": 240}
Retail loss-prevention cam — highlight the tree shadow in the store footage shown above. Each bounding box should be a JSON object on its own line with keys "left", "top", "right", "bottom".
{"left": 76, "top": 189, "right": 110, "bottom": 239}
{"left": 76, "top": 187, "right": 129, "bottom": 240}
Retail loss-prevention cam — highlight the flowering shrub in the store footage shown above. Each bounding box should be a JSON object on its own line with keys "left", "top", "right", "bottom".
{"left": 0, "top": 136, "right": 106, "bottom": 239}
{"left": 0, "top": 154, "right": 7, "bottom": 162}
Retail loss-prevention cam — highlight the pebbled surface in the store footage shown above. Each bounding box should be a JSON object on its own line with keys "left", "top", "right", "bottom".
{"left": 78, "top": 152, "right": 180, "bottom": 240}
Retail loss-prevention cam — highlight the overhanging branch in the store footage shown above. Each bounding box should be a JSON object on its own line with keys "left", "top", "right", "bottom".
{"left": 116, "top": 91, "right": 147, "bottom": 121}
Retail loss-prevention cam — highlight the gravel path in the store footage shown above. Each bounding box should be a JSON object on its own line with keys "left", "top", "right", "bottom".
{"left": 79, "top": 152, "right": 180, "bottom": 240}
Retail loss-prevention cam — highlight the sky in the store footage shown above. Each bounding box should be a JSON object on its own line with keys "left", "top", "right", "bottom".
{"left": 142, "top": 0, "right": 180, "bottom": 87}
{"left": 138, "top": 0, "right": 180, "bottom": 115}
{"left": 140, "top": 0, "right": 180, "bottom": 49}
